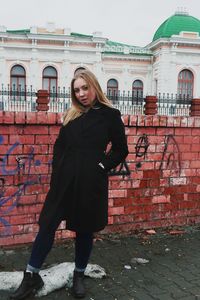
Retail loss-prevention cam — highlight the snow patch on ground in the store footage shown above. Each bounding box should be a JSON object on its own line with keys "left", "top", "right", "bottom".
{"left": 0, "top": 262, "right": 106, "bottom": 297}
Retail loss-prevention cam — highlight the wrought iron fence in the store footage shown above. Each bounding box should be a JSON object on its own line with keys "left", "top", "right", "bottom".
{"left": 0, "top": 86, "right": 193, "bottom": 116}
{"left": 0, "top": 85, "right": 37, "bottom": 112}
{"left": 157, "top": 93, "right": 192, "bottom": 116}
{"left": 48, "top": 87, "right": 71, "bottom": 112}
{"left": 106, "top": 91, "right": 144, "bottom": 115}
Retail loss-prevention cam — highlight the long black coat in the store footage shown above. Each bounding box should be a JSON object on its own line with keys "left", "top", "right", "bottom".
{"left": 39, "top": 103, "right": 129, "bottom": 232}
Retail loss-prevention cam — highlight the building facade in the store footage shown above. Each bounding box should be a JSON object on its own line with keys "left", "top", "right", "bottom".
{"left": 0, "top": 10, "right": 200, "bottom": 99}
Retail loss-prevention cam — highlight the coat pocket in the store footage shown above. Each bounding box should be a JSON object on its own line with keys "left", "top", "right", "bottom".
{"left": 97, "top": 164, "right": 107, "bottom": 177}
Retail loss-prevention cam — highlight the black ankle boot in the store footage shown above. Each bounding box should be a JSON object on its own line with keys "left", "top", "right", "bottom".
{"left": 10, "top": 271, "right": 44, "bottom": 300}
{"left": 72, "top": 270, "right": 86, "bottom": 299}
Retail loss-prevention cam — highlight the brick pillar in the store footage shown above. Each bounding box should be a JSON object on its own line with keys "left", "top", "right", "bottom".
{"left": 36, "top": 90, "right": 49, "bottom": 111}
{"left": 144, "top": 96, "right": 157, "bottom": 115}
{"left": 190, "top": 98, "right": 200, "bottom": 116}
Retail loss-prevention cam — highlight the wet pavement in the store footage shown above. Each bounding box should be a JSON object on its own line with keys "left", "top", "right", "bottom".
{"left": 1, "top": 226, "right": 200, "bottom": 300}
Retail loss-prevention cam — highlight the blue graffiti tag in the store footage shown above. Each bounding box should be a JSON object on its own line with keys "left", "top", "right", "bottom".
{"left": 0, "top": 135, "right": 52, "bottom": 235}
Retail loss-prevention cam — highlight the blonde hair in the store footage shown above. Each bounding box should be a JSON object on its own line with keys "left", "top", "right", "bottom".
{"left": 63, "top": 69, "right": 112, "bottom": 125}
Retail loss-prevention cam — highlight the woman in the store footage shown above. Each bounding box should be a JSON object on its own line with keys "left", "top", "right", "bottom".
{"left": 10, "top": 69, "right": 129, "bottom": 299}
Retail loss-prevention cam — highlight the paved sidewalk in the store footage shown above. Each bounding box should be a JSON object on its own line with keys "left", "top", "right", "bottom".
{"left": 1, "top": 226, "right": 200, "bottom": 300}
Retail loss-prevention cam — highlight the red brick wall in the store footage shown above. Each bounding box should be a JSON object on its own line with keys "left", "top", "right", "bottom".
{"left": 1, "top": 111, "right": 200, "bottom": 246}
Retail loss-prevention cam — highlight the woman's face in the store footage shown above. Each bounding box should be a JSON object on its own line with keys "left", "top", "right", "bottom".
{"left": 73, "top": 78, "right": 96, "bottom": 107}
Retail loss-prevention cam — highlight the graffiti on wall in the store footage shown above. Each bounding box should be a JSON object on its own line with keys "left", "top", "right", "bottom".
{"left": 159, "top": 134, "right": 181, "bottom": 176}
{"left": 135, "top": 133, "right": 181, "bottom": 175}
{"left": 0, "top": 134, "right": 131, "bottom": 236}
{"left": 0, "top": 131, "right": 185, "bottom": 236}
{"left": 0, "top": 135, "right": 52, "bottom": 235}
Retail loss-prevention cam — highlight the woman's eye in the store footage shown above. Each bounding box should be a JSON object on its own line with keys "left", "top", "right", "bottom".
{"left": 82, "top": 86, "right": 88, "bottom": 91}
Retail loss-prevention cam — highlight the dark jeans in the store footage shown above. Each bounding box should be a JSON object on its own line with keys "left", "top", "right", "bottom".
{"left": 28, "top": 215, "right": 93, "bottom": 271}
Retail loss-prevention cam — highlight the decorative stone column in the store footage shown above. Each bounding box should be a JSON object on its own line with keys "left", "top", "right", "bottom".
{"left": 36, "top": 90, "right": 49, "bottom": 111}
{"left": 144, "top": 96, "right": 158, "bottom": 115}
{"left": 190, "top": 98, "right": 200, "bottom": 116}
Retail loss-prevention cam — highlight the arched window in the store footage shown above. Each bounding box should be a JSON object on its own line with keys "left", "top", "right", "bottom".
{"left": 132, "top": 80, "right": 143, "bottom": 99}
{"left": 10, "top": 65, "right": 26, "bottom": 99}
{"left": 42, "top": 66, "right": 58, "bottom": 93}
{"left": 177, "top": 69, "right": 193, "bottom": 98}
{"left": 107, "top": 79, "right": 118, "bottom": 101}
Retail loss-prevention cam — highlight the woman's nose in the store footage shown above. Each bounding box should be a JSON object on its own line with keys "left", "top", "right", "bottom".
{"left": 79, "top": 89, "right": 85, "bottom": 96}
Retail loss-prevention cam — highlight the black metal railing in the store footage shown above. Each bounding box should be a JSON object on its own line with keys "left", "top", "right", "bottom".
{"left": 157, "top": 93, "right": 192, "bottom": 116}
{"left": 48, "top": 87, "right": 71, "bottom": 112}
{"left": 0, "top": 86, "right": 194, "bottom": 116}
{"left": 0, "top": 84, "right": 36, "bottom": 112}
{"left": 107, "top": 91, "right": 144, "bottom": 115}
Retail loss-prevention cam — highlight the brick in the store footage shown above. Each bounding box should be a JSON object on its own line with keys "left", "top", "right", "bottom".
{"left": 109, "top": 189, "right": 127, "bottom": 198}
{"left": 108, "top": 216, "right": 114, "bottom": 224}
{"left": 170, "top": 177, "right": 187, "bottom": 185}
{"left": 108, "top": 206, "right": 124, "bottom": 215}
{"left": 143, "top": 170, "right": 160, "bottom": 179}
{"left": 180, "top": 169, "right": 196, "bottom": 177}
{"left": 152, "top": 115, "right": 160, "bottom": 126}
{"left": 152, "top": 195, "right": 170, "bottom": 203}
{"left": 167, "top": 116, "right": 174, "bottom": 127}
{"left": 47, "top": 112, "right": 57, "bottom": 124}
{"left": 190, "top": 161, "right": 200, "bottom": 168}
{"left": 127, "top": 136, "right": 135, "bottom": 144}
{"left": 182, "top": 152, "right": 198, "bottom": 160}
{"left": 0, "top": 135, "right": 8, "bottom": 144}
{"left": 110, "top": 180, "right": 132, "bottom": 189}
{"left": 35, "top": 135, "right": 51, "bottom": 144}
{"left": 37, "top": 112, "right": 49, "bottom": 124}
{"left": 140, "top": 161, "right": 155, "bottom": 170}
{"left": 180, "top": 116, "right": 188, "bottom": 127}
{"left": 13, "top": 233, "right": 36, "bottom": 244}
{"left": 159, "top": 116, "right": 167, "bottom": 126}
{"left": 113, "top": 214, "right": 134, "bottom": 224}
{"left": 8, "top": 125, "right": 24, "bottom": 135}
{"left": 129, "top": 115, "right": 137, "bottom": 126}
{"left": 15, "top": 112, "right": 26, "bottom": 124}
{"left": 57, "top": 113, "right": 63, "bottom": 124}
{"left": 156, "top": 128, "right": 174, "bottom": 135}
{"left": 137, "top": 115, "right": 145, "bottom": 126}
{"left": 194, "top": 117, "right": 200, "bottom": 127}
{"left": 137, "top": 128, "right": 156, "bottom": 135}
{"left": 173, "top": 117, "right": 181, "bottom": 127}
{"left": 175, "top": 128, "right": 192, "bottom": 135}
{"left": 191, "top": 128, "right": 200, "bottom": 136}
{"left": 125, "top": 205, "right": 143, "bottom": 214}
{"left": 148, "top": 136, "right": 164, "bottom": 144}
{"left": 26, "top": 112, "right": 37, "bottom": 124}
{"left": 17, "top": 194, "right": 37, "bottom": 205}
{"left": 144, "top": 115, "right": 153, "bottom": 126}
{"left": 179, "top": 144, "right": 191, "bottom": 152}
{"left": 183, "top": 136, "right": 194, "bottom": 144}
{"left": 23, "top": 144, "right": 49, "bottom": 154}
{"left": 0, "top": 111, "right": 3, "bottom": 123}
{"left": 191, "top": 144, "right": 200, "bottom": 152}
{"left": 9, "top": 135, "right": 35, "bottom": 145}
{"left": 0, "top": 236, "right": 15, "bottom": 246}
{"left": 23, "top": 125, "right": 48, "bottom": 135}
{"left": 3, "top": 112, "right": 15, "bottom": 124}
{"left": 121, "top": 114, "right": 129, "bottom": 126}
{"left": 9, "top": 214, "right": 35, "bottom": 225}
{"left": 114, "top": 197, "right": 132, "bottom": 206}
{"left": 49, "top": 126, "right": 61, "bottom": 135}
{"left": 187, "top": 117, "right": 195, "bottom": 127}
{"left": 17, "top": 204, "right": 42, "bottom": 214}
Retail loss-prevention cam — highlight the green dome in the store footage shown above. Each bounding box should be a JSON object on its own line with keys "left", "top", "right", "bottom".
{"left": 153, "top": 12, "right": 200, "bottom": 41}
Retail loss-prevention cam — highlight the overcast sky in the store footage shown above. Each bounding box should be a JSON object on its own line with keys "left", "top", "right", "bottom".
{"left": 0, "top": 0, "right": 199, "bottom": 47}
